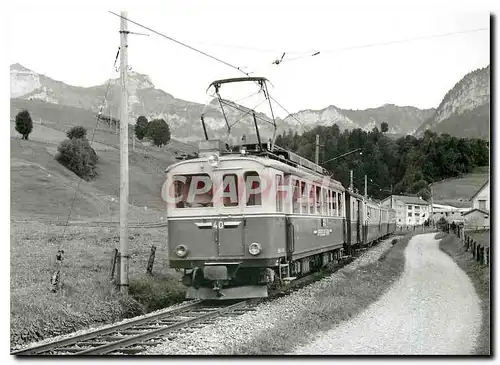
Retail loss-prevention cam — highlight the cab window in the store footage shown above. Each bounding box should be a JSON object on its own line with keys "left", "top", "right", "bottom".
{"left": 222, "top": 174, "right": 239, "bottom": 207}
{"left": 173, "top": 174, "right": 213, "bottom": 208}
{"left": 244, "top": 171, "right": 261, "bottom": 206}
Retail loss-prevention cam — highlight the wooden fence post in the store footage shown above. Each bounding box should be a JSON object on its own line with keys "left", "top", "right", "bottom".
{"left": 109, "top": 248, "right": 118, "bottom": 281}
{"left": 115, "top": 253, "right": 121, "bottom": 285}
{"left": 51, "top": 250, "right": 65, "bottom": 293}
{"left": 146, "top": 245, "right": 156, "bottom": 275}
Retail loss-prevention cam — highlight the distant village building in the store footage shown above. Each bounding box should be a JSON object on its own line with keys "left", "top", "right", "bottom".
{"left": 430, "top": 203, "right": 468, "bottom": 224}
{"left": 462, "top": 179, "right": 490, "bottom": 228}
{"left": 381, "top": 195, "right": 430, "bottom": 226}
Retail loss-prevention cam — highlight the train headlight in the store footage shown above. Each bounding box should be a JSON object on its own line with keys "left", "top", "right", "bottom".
{"left": 249, "top": 242, "right": 262, "bottom": 256}
{"left": 175, "top": 244, "right": 188, "bottom": 258}
{"left": 207, "top": 154, "right": 219, "bottom": 167}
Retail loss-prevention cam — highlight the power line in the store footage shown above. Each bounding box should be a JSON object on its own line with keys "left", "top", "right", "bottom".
{"left": 108, "top": 11, "right": 250, "bottom": 76}
{"left": 279, "top": 27, "right": 489, "bottom": 64}
{"left": 105, "top": 12, "right": 318, "bottom": 134}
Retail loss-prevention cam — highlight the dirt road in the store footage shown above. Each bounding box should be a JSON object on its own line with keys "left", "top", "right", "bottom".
{"left": 293, "top": 233, "right": 482, "bottom": 355}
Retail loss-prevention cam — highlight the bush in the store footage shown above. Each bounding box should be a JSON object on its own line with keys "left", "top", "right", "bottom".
{"left": 135, "top": 116, "right": 149, "bottom": 140}
{"left": 147, "top": 119, "right": 171, "bottom": 147}
{"left": 67, "top": 125, "right": 87, "bottom": 140}
{"left": 56, "top": 138, "right": 98, "bottom": 180}
{"left": 15, "top": 110, "right": 33, "bottom": 140}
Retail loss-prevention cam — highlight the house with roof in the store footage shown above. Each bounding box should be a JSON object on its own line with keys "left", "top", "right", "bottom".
{"left": 431, "top": 203, "right": 468, "bottom": 223}
{"left": 462, "top": 179, "right": 490, "bottom": 228}
{"left": 381, "top": 195, "right": 430, "bottom": 226}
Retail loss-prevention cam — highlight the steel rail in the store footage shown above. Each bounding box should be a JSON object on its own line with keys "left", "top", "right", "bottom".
{"left": 76, "top": 300, "right": 248, "bottom": 355}
{"left": 11, "top": 300, "right": 204, "bottom": 355}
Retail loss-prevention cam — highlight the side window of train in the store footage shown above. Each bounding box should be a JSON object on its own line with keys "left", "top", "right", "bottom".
{"left": 173, "top": 174, "right": 213, "bottom": 208}
{"left": 222, "top": 174, "right": 239, "bottom": 207}
{"left": 327, "top": 190, "right": 332, "bottom": 216}
{"left": 338, "top": 193, "right": 343, "bottom": 216}
{"left": 300, "top": 181, "right": 308, "bottom": 214}
{"left": 244, "top": 171, "right": 261, "bottom": 206}
{"left": 316, "top": 186, "right": 322, "bottom": 215}
{"left": 276, "top": 174, "right": 283, "bottom": 212}
{"left": 322, "top": 188, "right": 328, "bottom": 216}
{"left": 332, "top": 191, "right": 337, "bottom": 216}
{"left": 292, "top": 179, "right": 300, "bottom": 213}
{"left": 310, "top": 185, "right": 316, "bottom": 214}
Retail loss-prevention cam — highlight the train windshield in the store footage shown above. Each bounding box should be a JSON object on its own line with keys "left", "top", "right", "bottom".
{"left": 173, "top": 174, "right": 214, "bottom": 208}
{"left": 172, "top": 171, "right": 262, "bottom": 208}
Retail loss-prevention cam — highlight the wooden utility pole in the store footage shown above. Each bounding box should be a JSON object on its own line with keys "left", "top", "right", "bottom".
{"left": 315, "top": 134, "right": 320, "bottom": 165}
{"left": 119, "top": 10, "right": 129, "bottom": 295}
{"left": 349, "top": 170, "right": 353, "bottom": 191}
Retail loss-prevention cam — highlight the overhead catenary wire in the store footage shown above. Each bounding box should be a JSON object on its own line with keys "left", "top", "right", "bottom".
{"left": 276, "top": 27, "right": 489, "bottom": 64}
{"left": 106, "top": 11, "right": 315, "bottom": 135}
{"left": 108, "top": 11, "right": 250, "bottom": 76}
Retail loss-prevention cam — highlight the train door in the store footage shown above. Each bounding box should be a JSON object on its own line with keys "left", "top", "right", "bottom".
{"left": 356, "top": 199, "right": 361, "bottom": 244}
{"left": 216, "top": 173, "right": 245, "bottom": 257}
{"left": 216, "top": 218, "right": 245, "bottom": 256}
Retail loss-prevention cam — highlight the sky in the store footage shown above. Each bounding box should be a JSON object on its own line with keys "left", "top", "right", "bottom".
{"left": 3, "top": 1, "right": 491, "bottom": 118}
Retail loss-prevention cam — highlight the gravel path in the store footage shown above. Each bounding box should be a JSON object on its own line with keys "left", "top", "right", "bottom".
{"left": 292, "top": 233, "right": 482, "bottom": 355}
{"left": 144, "top": 238, "right": 396, "bottom": 355}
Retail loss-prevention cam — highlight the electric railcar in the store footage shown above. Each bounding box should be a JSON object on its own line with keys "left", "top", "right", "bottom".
{"left": 164, "top": 140, "right": 396, "bottom": 300}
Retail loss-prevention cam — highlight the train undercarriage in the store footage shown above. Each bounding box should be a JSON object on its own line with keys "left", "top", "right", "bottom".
{"left": 178, "top": 244, "right": 370, "bottom": 300}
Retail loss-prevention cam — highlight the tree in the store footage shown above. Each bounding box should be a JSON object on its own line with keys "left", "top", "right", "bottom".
{"left": 381, "top": 122, "right": 389, "bottom": 133}
{"left": 147, "top": 119, "right": 171, "bottom": 147}
{"left": 15, "top": 110, "right": 33, "bottom": 140}
{"left": 66, "top": 125, "right": 87, "bottom": 140}
{"left": 135, "top": 115, "right": 149, "bottom": 140}
{"left": 56, "top": 138, "right": 98, "bottom": 180}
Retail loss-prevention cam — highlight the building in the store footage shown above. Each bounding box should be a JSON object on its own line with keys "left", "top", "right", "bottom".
{"left": 470, "top": 180, "right": 490, "bottom": 211}
{"left": 462, "top": 208, "right": 489, "bottom": 228}
{"left": 431, "top": 203, "right": 468, "bottom": 224}
{"left": 462, "top": 179, "right": 490, "bottom": 228}
{"left": 381, "top": 195, "right": 430, "bottom": 226}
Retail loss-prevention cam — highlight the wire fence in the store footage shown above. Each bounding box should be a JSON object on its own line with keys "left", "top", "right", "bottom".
{"left": 440, "top": 223, "right": 490, "bottom": 266}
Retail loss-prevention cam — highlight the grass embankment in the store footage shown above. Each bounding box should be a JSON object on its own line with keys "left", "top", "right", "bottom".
{"left": 229, "top": 232, "right": 419, "bottom": 355}
{"left": 431, "top": 166, "right": 489, "bottom": 208}
{"left": 10, "top": 222, "right": 185, "bottom": 348}
{"left": 439, "top": 232, "right": 490, "bottom": 355}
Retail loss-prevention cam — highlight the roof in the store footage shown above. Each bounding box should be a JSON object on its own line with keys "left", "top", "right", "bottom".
{"left": 470, "top": 179, "right": 489, "bottom": 200}
{"left": 462, "top": 208, "right": 490, "bottom": 216}
{"left": 391, "top": 195, "right": 430, "bottom": 205}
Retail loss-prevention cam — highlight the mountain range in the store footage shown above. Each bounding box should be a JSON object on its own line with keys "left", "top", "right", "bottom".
{"left": 414, "top": 65, "right": 490, "bottom": 139}
{"left": 10, "top": 63, "right": 489, "bottom": 142}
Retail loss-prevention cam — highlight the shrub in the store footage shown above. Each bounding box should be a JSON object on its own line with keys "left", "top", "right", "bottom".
{"left": 67, "top": 125, "right": 87, "bottom": 140}
{"left": 135, "top": 116, "right": 149, "bottom": 140}
{"left": 56, "top": 138, "right": 98, "bottom": 180}
{"left": 147, "top": 118, "right": 171, "bottom": 147}
{"left": 15, "top": 110, "right": 33, "bottom": 140}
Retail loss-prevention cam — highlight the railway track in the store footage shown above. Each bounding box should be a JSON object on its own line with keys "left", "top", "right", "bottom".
{"left": 12, "top": 300, "right": 251, "bottom": 355}
{"left": 11, "top": 238, "right": 385, "bottom": 356}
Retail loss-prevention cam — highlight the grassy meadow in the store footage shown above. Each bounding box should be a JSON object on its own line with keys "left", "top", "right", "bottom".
{"left": 10, "top": 116, "right": 194, "bottom": 347}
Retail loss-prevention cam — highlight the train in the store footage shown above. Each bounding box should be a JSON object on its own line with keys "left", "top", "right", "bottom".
{"left": 162, "top": 77, "right": 397, "bottom": 300}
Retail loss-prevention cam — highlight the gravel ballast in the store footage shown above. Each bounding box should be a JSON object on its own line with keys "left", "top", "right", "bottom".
{"left": 292, "top": 233, "right": 482, "bottom": 355}
{"left": 145, "top": 238, "right": 396, "bottom": 355}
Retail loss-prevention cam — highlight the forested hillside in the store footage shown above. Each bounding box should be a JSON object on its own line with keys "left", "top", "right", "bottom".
{"left": 275, "top": 125, "right": 489, "bottom": 200}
